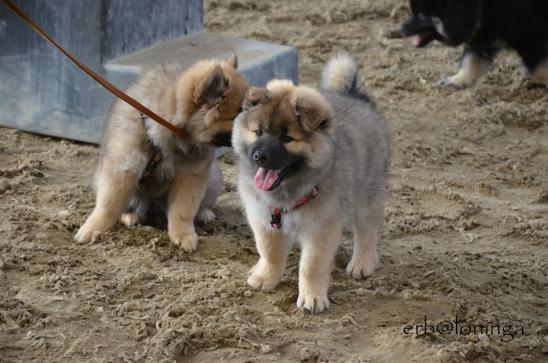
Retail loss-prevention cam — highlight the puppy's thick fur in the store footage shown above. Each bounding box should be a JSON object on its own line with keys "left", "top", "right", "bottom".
{"left": 233, "top": 53, "right": 389, "bottom": 314}
{"left": 75, "top": 55, "right": 248, "bottom": 252}
{"left": 401, "top": 0, "right": 548, "bottom": 88}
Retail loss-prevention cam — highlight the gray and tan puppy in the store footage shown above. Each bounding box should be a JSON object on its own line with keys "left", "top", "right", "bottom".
{"left": 233, "top": 53, "right": 389, "bottom": 313}
{"left": 75, "top": 55, "right": 248, "bottom": 252}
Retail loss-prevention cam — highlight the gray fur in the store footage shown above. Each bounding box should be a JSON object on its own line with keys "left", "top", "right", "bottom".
{"left": 320, "top": 52, "right": 370, "bottom": 102}
{"left": 236, "top": 90, "right": 389, "bottom": 230}
{"left": 234, "top": 53, "right": 390, "bottom": 313}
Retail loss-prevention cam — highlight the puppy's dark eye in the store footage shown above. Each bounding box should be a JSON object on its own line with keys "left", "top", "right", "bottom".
{"left": 281, "top": 133, "right": 294, "bottom": 143}
{"left": 254, "top": 129, "right": 263, "bottom": 137}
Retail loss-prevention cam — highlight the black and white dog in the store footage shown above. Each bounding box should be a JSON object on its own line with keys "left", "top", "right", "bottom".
{"left": 401, "top": 0, "right": 548, "bottom": 88}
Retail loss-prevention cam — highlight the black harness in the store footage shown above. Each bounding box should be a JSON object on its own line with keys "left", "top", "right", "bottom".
{"left": 138, "top": 112, "right": 164, "bottom": 186}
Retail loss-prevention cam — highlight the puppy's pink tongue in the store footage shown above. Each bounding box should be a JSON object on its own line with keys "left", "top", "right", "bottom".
{"left": 254, "top": 168, "right": 280, "bottom": 191}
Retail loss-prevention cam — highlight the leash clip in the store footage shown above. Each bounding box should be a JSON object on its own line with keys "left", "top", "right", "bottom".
{"left": 268, "top": 186, "right": 320, "bottom": 230}
{"left": 270, "top": 207, "right": 282, "bottom": 229}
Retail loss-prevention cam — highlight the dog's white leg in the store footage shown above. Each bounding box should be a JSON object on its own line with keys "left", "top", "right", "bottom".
{"left": 195, "top": 160, "right": 222, "bottom": 225}
{"left": 247, "top": 219, "right": 292, "bottom": 292}
{"left": 297, "top": 219, "right": 342, "bottom": 314}
{"left": 439, "top": 50, "right": 492, "bottom": 88}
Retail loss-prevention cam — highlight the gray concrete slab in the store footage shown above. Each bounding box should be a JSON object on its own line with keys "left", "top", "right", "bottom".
{"left": 106, "top": 32, "right": 299, "bottom": 88}
{"left": 0, "top": 1, "right": 298, "bottom": 144}
{"left": 0, "top": 0, "right": 203, "bottom": 143}
{"left": 0, "top": 30, "right": 298, "bottom": 144}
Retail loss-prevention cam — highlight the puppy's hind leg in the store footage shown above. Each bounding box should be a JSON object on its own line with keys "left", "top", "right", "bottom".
{"left": 439, "top": 47, "right": 494, "bottom": 88}
{"left": 346, "top": 203, "right": 383, "bottom": 280}
{"left": 75, "top": 162, "right": 138, "bottom": 243}
{"left": 195, "top": 160, "right": 223, "bottom": 225}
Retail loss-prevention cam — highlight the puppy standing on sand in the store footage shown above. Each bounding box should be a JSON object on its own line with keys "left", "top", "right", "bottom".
{"left": 75, "top": 55, "right": 248, "bottom": 252}
{"left": 233, "top": 53, "right": 389, "bottom": 313}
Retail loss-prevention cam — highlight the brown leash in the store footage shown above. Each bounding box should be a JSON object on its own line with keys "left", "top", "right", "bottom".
{"left": 1, "top": 0, "right": 187, "bottom": 139}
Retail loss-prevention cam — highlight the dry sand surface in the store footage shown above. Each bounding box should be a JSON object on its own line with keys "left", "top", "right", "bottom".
{"left": 1, "top": 0, "right": 547, "bottom": 362}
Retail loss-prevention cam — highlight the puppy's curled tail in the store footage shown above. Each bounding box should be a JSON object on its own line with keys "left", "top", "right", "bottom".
{"left": 320, "top": 52, "right": 370, "bottom": 102}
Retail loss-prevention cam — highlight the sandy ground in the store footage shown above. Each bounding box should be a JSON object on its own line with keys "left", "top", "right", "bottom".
{"left": 1, "top": 0, "right": 547, "bottom": 362}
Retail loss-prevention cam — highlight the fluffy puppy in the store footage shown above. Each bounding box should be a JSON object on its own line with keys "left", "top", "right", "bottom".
{"left": 401, "top": 0, "right": 548, "bottom": 88}
{"left": 75, "top": 55, "right": 248, "bottom": 252}
{"left": 233, "top": 53, "right": 389, "bottom": 314}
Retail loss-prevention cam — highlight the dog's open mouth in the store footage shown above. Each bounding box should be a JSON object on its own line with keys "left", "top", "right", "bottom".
{"left": 412, "top": 31, "right": 436, "bottom": 47}
{"left": 254, "top": 166, "right": 290, "bottom": 191}
{"left": 401, "top": 17, "right": 439, "bottom": 48}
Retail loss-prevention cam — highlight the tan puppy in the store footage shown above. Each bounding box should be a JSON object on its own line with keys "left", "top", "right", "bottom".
{"left": 233, "top": 53, "right": 389, "bottom": 313}
{"left": 75, "top": 55, "right": 248, "bottom": 252}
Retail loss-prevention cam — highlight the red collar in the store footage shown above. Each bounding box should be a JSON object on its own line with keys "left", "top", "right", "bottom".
{"left": 269, "top": 186, "right": 319, "bottom": 229}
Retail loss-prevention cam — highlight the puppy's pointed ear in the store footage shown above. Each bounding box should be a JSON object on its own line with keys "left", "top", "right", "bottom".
{"left": 292, "top": 88, "right": 333, "bottom": 132}
{"left": 226, "top": 53, "right": 238, "bottom": 69}
{"left": 243, "top": 87, "right": 269, "bottom": 111}
{"left": 194, "top": 64, "right": 228, "bottom": 106}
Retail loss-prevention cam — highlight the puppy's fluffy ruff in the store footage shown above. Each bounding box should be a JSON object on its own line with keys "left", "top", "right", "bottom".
{"left": 75, "top": 55, "right": 247, "bottom": 252}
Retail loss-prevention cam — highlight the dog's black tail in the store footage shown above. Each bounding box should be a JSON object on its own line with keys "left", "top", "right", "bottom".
{"left": 320, "top": 52, "right": 370, "bottom": 102}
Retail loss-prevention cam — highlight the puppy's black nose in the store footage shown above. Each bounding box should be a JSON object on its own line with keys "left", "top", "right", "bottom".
{"left": 253, "top": 150, "right": 268, "bottom": 166}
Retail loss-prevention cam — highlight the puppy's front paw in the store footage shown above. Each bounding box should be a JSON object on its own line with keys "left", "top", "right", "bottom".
{"left": 247, "top": 262, "right": 281, "bottom": 292}
{"left": 74, "top": 222, "right": 102, "bottom": 243}
{"left": 438, "top": 76, "right": 469, "bottom": 89}
{"left": 74, "top": 211, "right": 117, "bottom": 243}
{"left": 346, "top": 253, "right": 378, "bottom": 280}
{"left": 169, "top": 232, "right": 198, "bottom": 253}
{"left": 297, "top": 292, "right": 330, "bottom": 314}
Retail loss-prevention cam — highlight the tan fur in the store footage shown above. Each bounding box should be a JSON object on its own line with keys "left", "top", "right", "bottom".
{"left": 239, "top": 85, "right": 335, "bottom": 171}
{"left": 290, "top": 86, "right": 334, "bottom": 132}
{"left": 166, "top": 168, "right": 209, "bottom": 252}
{"left": 75, "top": 159, "right": 139, "bottom": 242}
{"left": 242, "top": 84, "right": 333, "bottom": 138}
{"left": 75, "top": 56, "right": 248, "bottom": 250}
{"left": 265, "top": 79, "right": 296, "bottom": 94}
{"left": 243, "top": 129, "right": 259, "bottom": 145}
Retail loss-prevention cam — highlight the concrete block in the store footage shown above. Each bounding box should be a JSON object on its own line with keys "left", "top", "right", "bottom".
{"left": 107, "top": 32, "right": 299, "bottom": 87}
{"left": 1, "top": 27, "right": 298, "bottom": 143}
{"left": 1, "top": 0, "right": 271, "bottom": 143}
